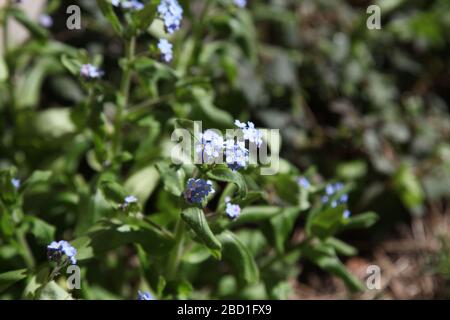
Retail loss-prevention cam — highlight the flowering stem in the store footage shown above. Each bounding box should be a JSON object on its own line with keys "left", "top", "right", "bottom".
{"left": 113, "top": 36, "right": 136, "bottom": 163}
{"left": 166, "top": 217, "right": 186, "bottom": 280}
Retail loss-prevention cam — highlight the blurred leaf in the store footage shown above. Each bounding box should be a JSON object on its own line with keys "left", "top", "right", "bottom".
{"left": 124, "top": 166, "right": 160, "bottom": 205}
{"left": 393, "top": 164, "right": 425, "bottom": 214}
{"left": 73, "top": 216, "right": 174, "bottom": 260}
{"left": 24, "top": 216, "right": 56, "bottom": 245}
{"left": 342, "top": 212, "right": 379, "bottom": 230}
{"left": 307, "top": 205, "right": 346, "bottom": 239}
{"left": 269, "top": 207, "right": 301, "bottom": 254}
{"left": 207, "top": 167, "right": 247, "bottom": 198}
{"left": 0, "top": 56, "right": 9, "bottom": 82}
{"left": 0, "top": 269, "right": 28, "bottom": 293}
{"left": 35, "top": 281, "right": 73, "bottom": 300}
{"left": 218, "top": 231, "right": 259, "bottom": 285}
{"left": 303, "top": 243, "right": 363, "bottom": 292}
{"left": 156, "top": 162, "right": 185, "bottom": 197}
{"left": 96, "top": 0, "right": 123, "bottom": 35}
{"left": 181, "top": 208, "right": 222, "bottom": 259}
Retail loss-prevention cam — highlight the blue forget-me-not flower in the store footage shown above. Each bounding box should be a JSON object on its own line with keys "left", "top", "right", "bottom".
{"left": 157, "top": 0, "right": 183, "bottom": 34}
{"left": 47, "top": 240, "right": 77, "bottom": 265}
{"left": 184, "top": 178, "right": 215, "bottom": 204}
{"left": 137, "top": 291, "right": 155, "bottom": 300}
{"left": 11, "top": 178, "right": 21, "bottom": 189}
{"left": 80, "top": 64, "right": 104, "bottom": 79}
{"left": 158, "top": 39, "right": 173, "bottom": 62}
{"left": 225, "top": 197, "right": 241, "bottom": 220}
{"left": 234, "top": 0, "right": 247, "bottom": 8}
{"left": 195, "top": 130, "right": 224, "bottom": 164}
{"left": 111, "top": 0, "right": 144, "bottom": 10}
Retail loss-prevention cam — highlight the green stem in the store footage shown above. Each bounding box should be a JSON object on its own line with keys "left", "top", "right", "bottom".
{"left": 166, "top": 217, "right": 186, "bottom": 280}
{"left": 113, "top": 36, "right": 136, "bottom": 162}
{"left": 16, "top": 230, "right": 35, "bottom": 269}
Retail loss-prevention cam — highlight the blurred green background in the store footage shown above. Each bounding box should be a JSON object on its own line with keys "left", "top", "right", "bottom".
{"left": 1, "top": 0, "right": 449, "bottom": 299}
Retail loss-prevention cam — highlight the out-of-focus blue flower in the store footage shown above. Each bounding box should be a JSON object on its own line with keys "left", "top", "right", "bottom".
{"left": 47, "top": 240, "right": 77, "bottom": 265}
{"left": 297, "top": 177, "right": 310, "bottom": 189}
{"left": 343, "top": 210, "right": 351, "bottom": 219}
{"left": 80, "top": 64, "right": 104, "bottom": 79}
{"left": 157, "top": 39, "right": 173, "bottom": 62}
{"left": 234, "top": 0, "right": 247, "bottom": 8}
{"left": 112, "top": 0, "right": 144, "bottom": 10}
{"left": 184, "top": 178, "right": 215, "bottom": 204}
{"left": 234, "top": 120, "right": 263, "bottom": 147}
{"left": 225, "top": 201, "right": 241, "bottom": 220}
{"left": 157, "top": 0, "right": 183, "bottom": 34}
{"left": 125, "top": 195, "right": 138, "bottom": 204}
{"left": 225, "top": 139, "right": 249, "bottom": 171}
{"left": 11, "top": 178, "right": 21, "bottom": 189}
{"left": 195, "top": 130, "right": 224, "bottom": 164}
{"left": 39, "top": 14, "right": 53, "bottom": 28}
{"left": 323, "top": 182, "right": 349, "bottom": 207}
{"left": 137, "top": 291, "right": 155, "bottom": 300}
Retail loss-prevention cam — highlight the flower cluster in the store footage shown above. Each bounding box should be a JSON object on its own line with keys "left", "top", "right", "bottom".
{"left": 158, "top": 39, "right": 173, "bottom": 63}
{"left": 195, "top": 130, "right": 224, "bottom": 164}
{"left": 194, "top": 121, "right": 262, "bottom": 171}
{"left": 224, "top": 140, "right": 249, "bottom": 171}
{"left": 80, "top": 64, "right": 104, "bottom": 79}
{"left": 183, "top": 178, "right": 215, "bottom": 204}
{"left": 111, "top": 0, "right": 144, "bottom": 10}
{"left": 137, "top": 291, "right": 155, "bottom": 300}
{"left": 47, "top": 240, "right": 77, "bottom": 265}
{"left": 225, "top": 197, "right": 241, "bottom": 220}
{"left": 321, "top": 182, "right": 351, "bottom": 218}
{"left": 157, "top": 0, "right": 183, "bottom": 34}
{"left": 235, "top": 120, "right": 263, "bottom": 147}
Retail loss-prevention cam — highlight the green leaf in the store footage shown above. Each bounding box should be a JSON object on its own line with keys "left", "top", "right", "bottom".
{"left": 342, "top": 212, "right": 379, "bottom": 230}
{"left": 72, "top": 217, "right": 174, "bottom": 260}
{"left": 24, "top": 216, "right": 56, "bottom": 245}
{"left": 190, "top": 88, "right": 234, "bottom": 128}
{"left": 35, "top": 281, "right": 73, "bottom": 300}
{"left": 0, "top": 55, "right": 9, "bottom": 82}
{"left": 324, "top": 237, "right": 358, "bottom": 256}
{"left": 218, "top": 231, "right": 259, "bottom": 285}
{"left": 269, "top": 207, "right": 301, "bottom": 254}
{"left": 61, "top": 54, "right": 83, "bottom": 76}
{"left": 0, "top": 269, "right": 28, "bottom": 293}
{"left": 99, "top": 180, "right": 127, "bottom": 204}
{"left": 133, "top": 0, "right": 159, "bottom": 31}
{"left": 181, "top": 208, "right": 222, "bottom": 259}
{"left": 124, "top": 166, "right": 160, "bottom": 205}
{"left": 306, "top": 205, "right": 346, "bottom": 239}
{"left": 33, "top": 108, "right": 76, "bottom": 139}
{"left": 230, "top": 206, "right": 281, "bottom": 225}
{"left": 16, "top": 59, "right": 61, "bottom": 109}
{"left": 23, "top": 171, "right": 53, "bottom": 190}
{"left": 207, "top": 167, "right": 247, "bottom": 198}
{"left": 96, "top": 0, "right": 123, "bottom": 35}
{"left": 303, "top": 243, "right": 363, "bottom": 292}
{"left": 336, "top": 160, "right": 368, "bottom": 180}
{"left": 393, "top": 164, "right": 425, "bottom": 214}
{"left": 8, "top": 7, "right": 48, "bottom": 40}
{"left": 156, "top": 162, "right": 185, "bottom": 197}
